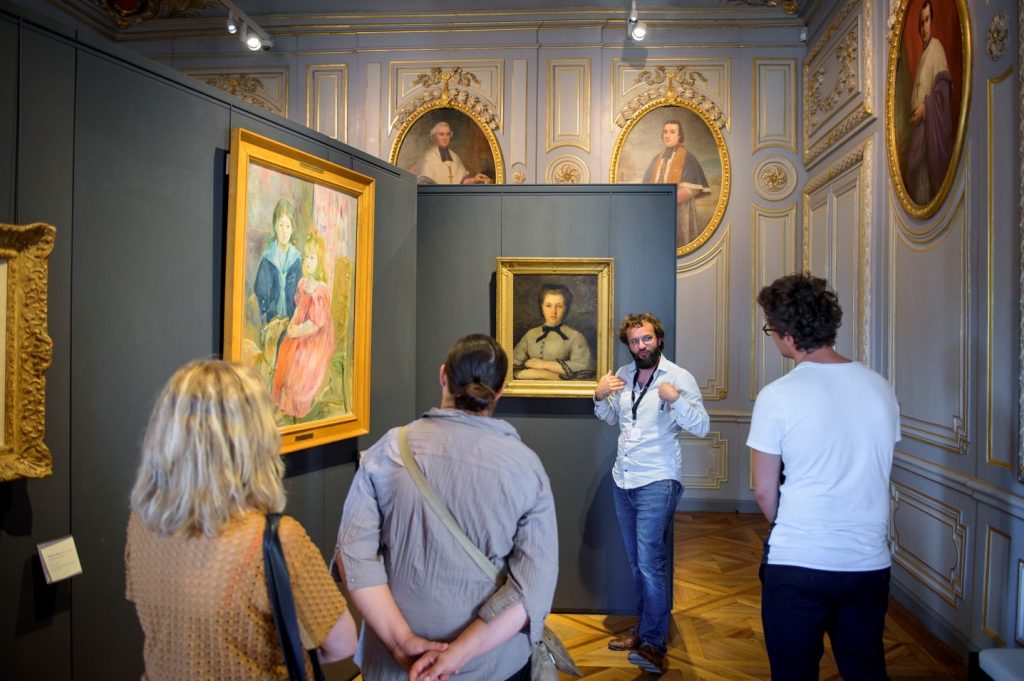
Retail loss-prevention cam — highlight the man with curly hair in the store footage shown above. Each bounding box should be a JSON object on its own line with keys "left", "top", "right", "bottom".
{"left": 748, "top": 273, "right": 900, "bottom": 680}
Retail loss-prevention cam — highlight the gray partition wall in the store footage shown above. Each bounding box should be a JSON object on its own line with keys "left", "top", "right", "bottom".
{"left": 416, "top": 184, "right": 677, "bottom": 613}
{"left": 0, "top": 3, "right": 416, "bottom": 679}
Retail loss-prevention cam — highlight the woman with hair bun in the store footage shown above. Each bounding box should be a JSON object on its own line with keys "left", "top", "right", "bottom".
{"left": 336, "top": 334, "right": 559, "bottom": 681}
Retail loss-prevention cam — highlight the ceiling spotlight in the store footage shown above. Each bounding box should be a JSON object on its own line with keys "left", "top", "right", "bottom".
{"left": 226, "top": 11, "right": 237, "bottom": 34}
{"left": 246, "top": 32, "right": 263, "bottom": 50}
{"left": 627, "top": 0, "right": 647, "bottom": 41}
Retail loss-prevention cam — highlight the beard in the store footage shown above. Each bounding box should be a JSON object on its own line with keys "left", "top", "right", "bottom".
{"left": 631, "top": 344, "right": 662, "bottom": 369}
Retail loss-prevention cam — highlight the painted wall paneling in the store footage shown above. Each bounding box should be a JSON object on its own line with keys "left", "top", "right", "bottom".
{"left": 306, "top": 64, "right": 349, "bottom": 142}
{"left": 750, "top": 203, "right": 797, "bottom": 399}
{"left": 753, "top": 58, "right": 797, "bottom": 152}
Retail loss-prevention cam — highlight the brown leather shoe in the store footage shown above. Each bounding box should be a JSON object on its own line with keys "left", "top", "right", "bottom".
{"left": 607, "top": 629, "right": 640, "bottom": 651}
{"left": 628, "top": 642, "right": 666, "bottom": 674}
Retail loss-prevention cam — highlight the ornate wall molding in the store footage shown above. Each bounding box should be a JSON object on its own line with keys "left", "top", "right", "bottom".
{"left": 616, "top": 65, "right": 726, "bottom": 130}
{"left": 890, "top": 481, "right": 968, "bottom": 606}
{"left": 802, "top": 140, "right": 872, "bottom": 362}
{"left": 750, "top": 204, "right": 797, "bottom": 399}
{"left": 802, "top": 0, "right": 872, "bottom": 167}
{"left": 186, "top": 69, "right": 288, "bottom": 115}
{"left": 306, "top": 64, "right": 348, "bottom": 142}
{"left": 982, "top": 525, "right": 1011, "bottom": 644}
{"left": 681, "top": 431, "right": 729, "bottom": 490}
{"left": 987, "top": 11, "right": 1009, "bottom": 61}
{"left": 546, "top": 59, "right": 591, "bottom": 153}
{"left": 677, "top": 227, "right": 730, "bottom": 400}
{"left": 753, "top": 58, "right": 797, "bottom": 152}
{"left": 98, "top": 0, "right": 212, "bottom": 29}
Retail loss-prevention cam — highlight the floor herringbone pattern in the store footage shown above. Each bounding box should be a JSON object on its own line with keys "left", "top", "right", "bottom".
{"left": 547, "top": 512, "right": 968, "bottom": 680}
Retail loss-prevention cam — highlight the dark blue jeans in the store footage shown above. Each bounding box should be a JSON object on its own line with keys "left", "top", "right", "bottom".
{"left": 612, "top": 479, "right": 682, "bottom": 653}
{"left": 760, "top": 563, "right": 891, "bottom": 681}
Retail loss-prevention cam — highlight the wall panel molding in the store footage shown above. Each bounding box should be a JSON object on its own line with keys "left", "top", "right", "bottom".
{"left": 889, "top": 182, "right": 970, "bottom": 454}
{"left": 894, "top": 451, "right": 1024, "bottom": 521}
{"left": 751, "top": 204, "right": 797, "bottom": 399}
{"left": 890, "top": 481, "right": 967, "bottom": 606}
{"left": 546, "top": 59, "right": 590, "bottom": 153}
{"left": 803, "top": 140, "right": 872, "bottom": 362}
{"left": 802, "top": 0, "right": 873, "bottom": 167}
{"left": 365, "top": 62, "right": 382, "bottom": 157}
{"left": 389, "top": 60, "right": 504, "bottom": 132}
{"left": 677, "top": 227, "right": 729, "bottom": 400}
{"left": 986, "top": 65, "right": 1016, "bottom": 470}
{"left": 306, "top": 64, "right": 348, "bottom": 142}
{"left": 753, "top": 58, "right": 796, "bottom": 152}
{"left": 511, "top": 59, "right": 528, "bottom": 172}
{"left": 982, "top": 526, "right": 1011, "bottom": 644}
{"left": 681, "top": 431, "right": 728, "bottom": 490}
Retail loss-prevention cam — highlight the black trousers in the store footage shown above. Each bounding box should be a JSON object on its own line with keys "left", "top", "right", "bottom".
{"left": 760, "top": 563, "right": 891, "bottom": 681}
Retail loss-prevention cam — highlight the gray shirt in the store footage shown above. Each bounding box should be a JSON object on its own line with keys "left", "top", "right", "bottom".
{"left": 335, "top": 408, "right": 558, "bottom": 681}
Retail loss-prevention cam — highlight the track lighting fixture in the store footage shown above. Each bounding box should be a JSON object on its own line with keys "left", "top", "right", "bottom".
{"left": 218, "top": 0, "right": 273, "bottom": 51}
{"left": 627, "top": 0, "right": 647, "bottom": 41}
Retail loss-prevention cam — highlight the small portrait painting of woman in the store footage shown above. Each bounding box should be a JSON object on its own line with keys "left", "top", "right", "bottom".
{"left": 513, "top": 283, "right": 594, "bottom": 381}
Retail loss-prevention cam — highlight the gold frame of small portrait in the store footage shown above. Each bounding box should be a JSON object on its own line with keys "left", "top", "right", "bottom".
{"left": 0, "top": 222, "right": 55, "bottom": 482}
{"left": 389, "top": 101, "right": 505, "bottom": 184}
{"left": 609, "top": 97, "right": 731, "bottom": 257}
{"left": 496, "top": 257, "right": 615, "bottom": 399}
{"left": 885, "top": 0, "right": 973, "bottom": 220}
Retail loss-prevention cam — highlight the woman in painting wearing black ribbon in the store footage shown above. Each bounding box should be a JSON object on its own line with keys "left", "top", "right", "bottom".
{"left": 512, "top": 283, "right": 594, "bottom": 380}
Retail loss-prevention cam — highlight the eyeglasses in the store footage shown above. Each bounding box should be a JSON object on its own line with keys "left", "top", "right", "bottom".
{"left": 762, "top": 323, "right": 776, "bottom": 337}
{"left": 628, "top": 334, "right": 656, "bottom": 348}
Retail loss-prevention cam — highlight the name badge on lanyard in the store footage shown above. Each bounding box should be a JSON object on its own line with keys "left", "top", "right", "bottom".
{"left": 624, "top": 425, "right": 644, "bottom": 442}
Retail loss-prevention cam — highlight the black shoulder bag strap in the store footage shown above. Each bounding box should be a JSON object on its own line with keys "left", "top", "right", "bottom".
{"left": 263, "top": 513, "right": 325, "bottom": 681}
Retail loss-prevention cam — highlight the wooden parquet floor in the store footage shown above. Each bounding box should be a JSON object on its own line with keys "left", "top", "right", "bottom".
{"left": 546, "top": 512, "right": 968, "bottom": 680}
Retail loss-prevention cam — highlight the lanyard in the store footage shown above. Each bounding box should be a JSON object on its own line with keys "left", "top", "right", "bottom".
{"left": 631, "top": 369, "right": 656, "bottom": 421}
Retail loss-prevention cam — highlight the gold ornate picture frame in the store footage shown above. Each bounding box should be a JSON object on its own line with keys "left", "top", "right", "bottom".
{"left": 0, "top": 223, "right": 55, "bottom": 482}
{"left": 610, "top": 98, "right": 730, "bottom": 257}
{"left": 496, "top": 258, "right": 613, "bottom": 398}
{"left": 224, "top": 128, "right": 374, "bottom": 453}
{"left": 885, "top": 0, "right": 972, "bottom": 219}
{"left": 390, "top": 102, "right": 504, "bottom": 185}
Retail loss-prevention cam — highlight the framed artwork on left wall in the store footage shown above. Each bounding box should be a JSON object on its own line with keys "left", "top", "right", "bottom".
{"left": 224, "top": 128, "right": 375, "bottom": 453}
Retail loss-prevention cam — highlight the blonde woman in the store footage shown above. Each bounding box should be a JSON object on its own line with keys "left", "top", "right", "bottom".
{"left": 126, "top": 360, "right": 357, "bottom": 680}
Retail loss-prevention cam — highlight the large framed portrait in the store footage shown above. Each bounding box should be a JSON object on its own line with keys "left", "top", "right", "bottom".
{"left": 390, "top": 104, "right": 504, "bottom": 185}
{"left": 0, "top": 223, "right": 55, "bottom": 482}
{"left": 886, "top": 0, "right": 971, "bottom": 219}
{"left": 224, "top": 128, "right": 375, "bottom": 453}
{"left": 611, "top": 99, "right": 730, "bottom": 257}
{"left": 496, "top": 258, "right": 614, "bottom": 398}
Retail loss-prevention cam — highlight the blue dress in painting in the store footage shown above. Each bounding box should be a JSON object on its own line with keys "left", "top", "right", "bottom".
{"left": 253, "top": 243, "right": 302, "bottom": 323}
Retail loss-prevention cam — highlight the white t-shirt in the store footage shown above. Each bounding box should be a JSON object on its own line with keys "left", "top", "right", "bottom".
{"left": 746, "top": 361, "right": 900, "bottom": 571}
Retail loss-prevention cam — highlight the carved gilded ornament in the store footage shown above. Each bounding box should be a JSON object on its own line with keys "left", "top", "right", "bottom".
{"left": 0, "top": 223, "right": 56, "bottom": 482}
{"left": 546, "top": 156, "right": 589, "bottom": 184}
{"left": 724, "top": 0, "right": 798, "bottom": 12}
{"left": 806, "top": 30, "right": 859, "bottom": 129}
{"left": 753, "top": 157, "right": 797, "bottom": 201}
{"left": 615, "top": 66, "right": 726, "bottom": 131}
{"left": 394, "top": 68, "right": 499, "bottom": 132}
{"left": 986, "top": 11, "right": 1008, "bottom": 61}
{"left": 97, "top": 0, "right": 214, "bottom": 29}
{"left": 512, "top": 172, "right": 526, "bottom": 184}
{"left": 200, "top": 74, "right": 277, "bottom": 113}
{"left": 885, "top": 0, "right": 972, "bottom": 219}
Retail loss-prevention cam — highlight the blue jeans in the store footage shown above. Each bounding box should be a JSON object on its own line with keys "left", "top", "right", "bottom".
{"left": 612, "top": 479, "right": 682, "bottom": 653}
{"left": 760, "top": 564, "right": 891, "bottom": 681}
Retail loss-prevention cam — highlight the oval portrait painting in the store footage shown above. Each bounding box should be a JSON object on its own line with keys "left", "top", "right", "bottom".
{"left": 886, "top": 0, "right": 971, "bottom": 218}
{"left": 391, "top": 106, "right": 503, "bottom": 185}
{"left": 611, "top": 101, "right": 730, "bottom": 256}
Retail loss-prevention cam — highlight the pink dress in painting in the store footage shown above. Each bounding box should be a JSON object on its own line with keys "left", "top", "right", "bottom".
{"left": 271, "top": 278, "right": 334, "bottom": 418}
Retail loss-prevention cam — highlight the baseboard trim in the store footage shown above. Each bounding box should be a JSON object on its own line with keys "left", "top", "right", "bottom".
{"left": 676, "top": 499, "right": 761, "bottom": 514}
{"left": 890, "top": 578, "right": 974, "bottom": 657}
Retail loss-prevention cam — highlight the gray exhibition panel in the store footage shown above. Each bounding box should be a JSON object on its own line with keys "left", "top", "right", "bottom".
{"left": 0, "top": 4, "right": 416, "bottom": 679}
{"left": 415, "top": 184, "right": 677, "bottom": 613}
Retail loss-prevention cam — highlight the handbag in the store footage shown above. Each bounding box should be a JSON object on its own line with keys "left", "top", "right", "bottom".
{"left": 263, "top": 513, "right": 326, "bottom": 681}
{"left": 397, "top": 426, "right": 581, "bottom": 680}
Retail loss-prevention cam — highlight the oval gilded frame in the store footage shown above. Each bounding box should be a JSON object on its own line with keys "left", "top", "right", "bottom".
{"left": 610, "top": 98, "right": 731, "bottom": 257}
{"left": 885, "top": 0, "right": 972, "bottom": 219}
{"left": 390, "top": 102, "right": 505, "bottom": 184}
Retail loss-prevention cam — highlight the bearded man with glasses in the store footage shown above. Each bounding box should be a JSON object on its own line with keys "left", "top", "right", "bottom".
{"left": 593, "top": 312, "right": 709, "bottom": 675}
